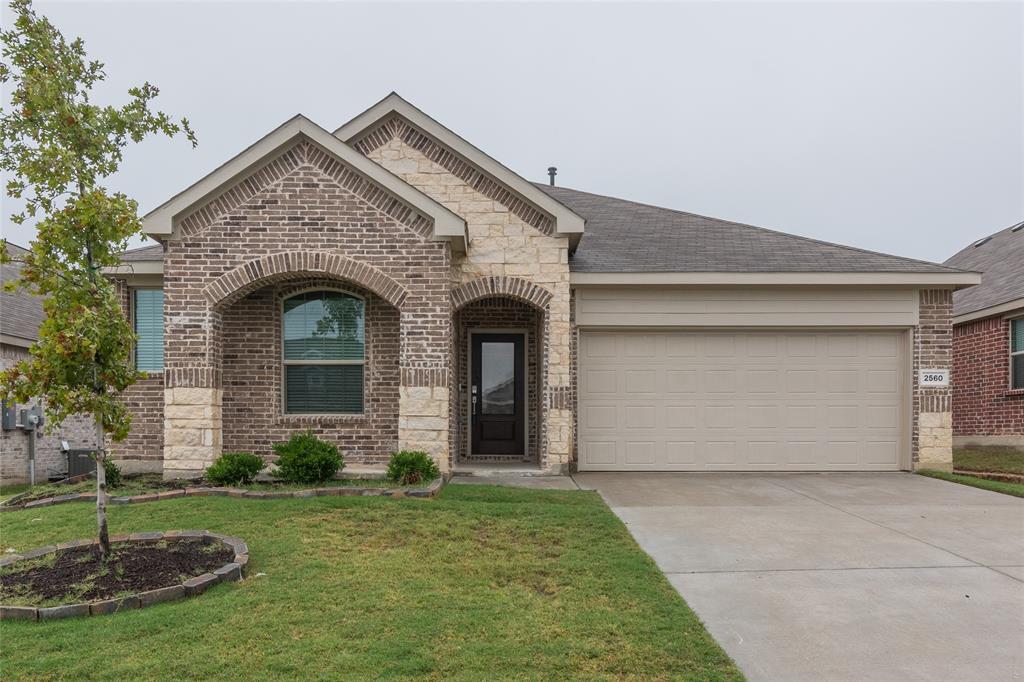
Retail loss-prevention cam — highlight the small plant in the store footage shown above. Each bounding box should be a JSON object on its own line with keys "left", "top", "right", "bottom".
{"left": 102, "top": 458, "right": 122, "bottom": 489}
{"left": 270, "top": 432, "right": 342, "bottom": 484}
{"left": 386, "top": 451, "right": 439, "bottom": 485}
{"left": 205, "top": 452, "right": 266, "bottom": 486}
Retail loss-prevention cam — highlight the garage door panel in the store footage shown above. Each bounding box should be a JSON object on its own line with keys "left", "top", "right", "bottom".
{"left": 579, "top": 331, "right": 906, "bottom": 471}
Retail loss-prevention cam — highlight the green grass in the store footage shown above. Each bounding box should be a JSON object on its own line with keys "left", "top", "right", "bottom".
{"left": 953, "top": 446, "right": 1024, "bottom": 475}
{"left": 0, "top": 485, "right": 741, "bottom": 681}
{"left": 0, "top": 482, "right": 31, "bottom": 502}
{"left": 918, "top": 469, "right": 1024, "bottom": 498}
{"left": 3, "top": 474, "right": 420, "bottom": 505}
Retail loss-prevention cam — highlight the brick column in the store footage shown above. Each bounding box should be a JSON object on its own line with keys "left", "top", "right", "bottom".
{"left": 163, "top": 306, "right": 223, "bottom": 479}
{"left": 397, "top": 310, "right": 450, "bottom": 472}
{"left": 914, "top": 289, "right": 954, "bottom": 470}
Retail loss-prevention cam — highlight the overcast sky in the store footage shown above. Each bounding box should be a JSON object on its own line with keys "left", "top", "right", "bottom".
{"left": 2, "top": 1, "right": 1021, "bottom": 264}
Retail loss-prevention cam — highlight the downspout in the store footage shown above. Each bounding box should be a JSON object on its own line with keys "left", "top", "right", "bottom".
{"left": 27, "top": 429, "right": 35, "bottom": 485}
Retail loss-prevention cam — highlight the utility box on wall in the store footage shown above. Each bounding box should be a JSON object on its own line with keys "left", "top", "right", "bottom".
{"left": 1, "top": 400, "right": 16, "bottom": 430}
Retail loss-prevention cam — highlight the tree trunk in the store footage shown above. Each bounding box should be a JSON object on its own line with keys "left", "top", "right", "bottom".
{"left": 95, "top": 415, "right": 110, "bottom": 559}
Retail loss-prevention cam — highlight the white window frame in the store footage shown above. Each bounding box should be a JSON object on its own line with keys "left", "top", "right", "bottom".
{"left": 1011, "top": 317, "right": 1024, "bottom": 390}
{"left": 131, "top": 287, "right": 164, "bottom": 372}
{"left": 280, "top": 288, "right": 366, "bottom": 415}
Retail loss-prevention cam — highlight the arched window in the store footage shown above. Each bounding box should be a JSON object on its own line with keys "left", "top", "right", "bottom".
{"left": 282, "top": 290, "right": 365, "bottom": 414}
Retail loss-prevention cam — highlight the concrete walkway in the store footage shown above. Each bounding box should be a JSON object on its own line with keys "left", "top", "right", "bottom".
{"left": 574, "top": 472, "right": 1024, "bottom": 682}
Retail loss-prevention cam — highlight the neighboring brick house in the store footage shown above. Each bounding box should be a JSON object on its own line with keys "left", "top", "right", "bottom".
{"left": 0, "top": 243, "right": 97, "bottom": 484}
{"left": 108, "top": 93, "right": 978, "bottom": 478}
{"left": 944, "top": 222, "right": 1024, "bottom": 448}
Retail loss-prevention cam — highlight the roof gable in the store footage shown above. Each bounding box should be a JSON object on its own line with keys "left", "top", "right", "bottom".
{"left": 334, "top": 93, "right": 584, "bottom": 246}
{"left": 142, "top": 115, "right": 467, "bottom": 252}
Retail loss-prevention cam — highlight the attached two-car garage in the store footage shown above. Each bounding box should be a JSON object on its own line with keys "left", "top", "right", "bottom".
{"left": 577, "top": 329, "right": 908, "bottom": 471}
{"left": 573, "top": 285, "right": 915, "bottom": 472}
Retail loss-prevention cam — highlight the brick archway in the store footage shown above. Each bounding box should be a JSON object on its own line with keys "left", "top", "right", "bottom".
{"left": 202, "top": 251, "right": 409, "bottom": 310}
{"left": 450, "top": 276, "right": 553, "bottom": 311}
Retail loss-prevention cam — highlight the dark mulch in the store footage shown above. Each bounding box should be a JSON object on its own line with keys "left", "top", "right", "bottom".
{"left": 0, "top": 539, "right": 233, "bottom": 606}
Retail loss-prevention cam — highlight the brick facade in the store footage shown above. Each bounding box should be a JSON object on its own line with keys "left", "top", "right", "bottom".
{"left": 952, "top": 314, "right": 1024, "bottom": 445}
{"left": 156, "top": 140, "right": 451, "bottom": 477}
{"left": 220, "top": 280, "right": 400, "bottom": 465}
{"left": 109, "top": 109, "right": 960, "bottom": 477}
{"left": 1, "top": 344, "right": 97, "bottom": 484}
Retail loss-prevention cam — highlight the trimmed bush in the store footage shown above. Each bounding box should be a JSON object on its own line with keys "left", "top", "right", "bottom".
{"left": 271, "top": 432, "right": 342, "bottom": 484}
{"left": 205, "top": 452, "right": 266, "bottom": 486}
{"left": 386, "top": 451, "right": 439, "bottom": 485}
{"left": 102, "top": 458, "right": 122, "bottom": 488}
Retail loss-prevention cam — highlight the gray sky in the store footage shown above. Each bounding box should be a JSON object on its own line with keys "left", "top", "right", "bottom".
{"left": 3, "top": 1, "right": 1022, "bottom": 264}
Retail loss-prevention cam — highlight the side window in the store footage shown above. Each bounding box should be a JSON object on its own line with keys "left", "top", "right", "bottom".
{"left": 1012, "top": 319, "right": 1024, "bottom": 390}
{"left": 282, "top": 291, "right": 365, "bottom": 414}
{"left": 134, "top": 289, "right": 164, "bottom": 371}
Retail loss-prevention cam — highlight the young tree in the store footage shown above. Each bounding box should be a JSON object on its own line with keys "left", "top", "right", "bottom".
{"left": 0, "top": 0, "right": 195, "bottom": 557}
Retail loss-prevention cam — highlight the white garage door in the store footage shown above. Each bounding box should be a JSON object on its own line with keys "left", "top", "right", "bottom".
{"left": 578, "top": 331, "right": 907, "bottom": 471}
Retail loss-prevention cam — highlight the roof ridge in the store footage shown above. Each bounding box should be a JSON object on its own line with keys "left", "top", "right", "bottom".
{"left": 536, "top": 183, "right": 970, "bottom": 274}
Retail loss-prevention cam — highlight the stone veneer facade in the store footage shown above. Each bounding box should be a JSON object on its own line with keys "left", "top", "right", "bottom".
{"left": 359, "top": 120, "right": 574, "bottom": 471}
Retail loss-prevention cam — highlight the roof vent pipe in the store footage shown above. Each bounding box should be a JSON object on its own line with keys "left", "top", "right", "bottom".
{"left": 548, "top": 167, "right": 557, "bottom": 186}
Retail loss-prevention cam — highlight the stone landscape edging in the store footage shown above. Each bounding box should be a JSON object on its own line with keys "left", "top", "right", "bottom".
{"left": 0, "top": 530, "right": 249, "bottom": 621}
{"left": 0, "top": 475, "right": 446, "bottom": 512}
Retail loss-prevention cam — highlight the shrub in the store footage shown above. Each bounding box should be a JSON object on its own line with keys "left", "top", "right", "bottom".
{"left": 271, "top": 432, "right": 342, "bottom": 483}
{"left": 102, "top": 458, "right": 122, "bottom": 488}
{"left": 386, "top": 451, "right": 439, "bottom": 485}
{"left": 205, "top": 452, "right": 266, "bottom": 486}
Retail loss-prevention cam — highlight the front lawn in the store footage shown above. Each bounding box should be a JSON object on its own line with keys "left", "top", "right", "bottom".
{"left": 3, "top": 473, "right": 416, "bottom": 506}
{"left": 0, "top": 485, "right": 741, "bottom": 680}
{"left": 918, "top": 470, "right": 1024, "bottom": 498}
{"left": 953, "top": 446, "right": 1024, "bottom": 475}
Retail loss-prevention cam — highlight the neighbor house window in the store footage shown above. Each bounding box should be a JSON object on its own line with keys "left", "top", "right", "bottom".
{"left": 133, "top": 289, "right": 164, "bottom": 371}
{"left": 282, "top": 290, "right": 365, "bottom": 413}
{"left": 1012, "top": 318, "right": 1024, "bottom": 390}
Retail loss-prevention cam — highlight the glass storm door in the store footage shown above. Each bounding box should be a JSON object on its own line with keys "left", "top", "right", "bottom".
{"left": 471, "top": 333, "right": 525, "bottom": 455}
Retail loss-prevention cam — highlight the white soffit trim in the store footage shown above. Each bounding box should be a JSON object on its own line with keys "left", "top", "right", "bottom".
{"left": 333, "top": 93, "right": 586, "bottom": 239}
{"left": 570, "top": 272, "right": 983, "bottom": 287}
{"left": 953, "top": 297, "right": 1024, "bottom": 324}
{"left": 141, "top": 115, "right": 468, "bottom": 252}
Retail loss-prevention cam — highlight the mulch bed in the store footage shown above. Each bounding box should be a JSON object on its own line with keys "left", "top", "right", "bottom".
{"left": 1, "top": 539, "right": 233, "bottom": 606}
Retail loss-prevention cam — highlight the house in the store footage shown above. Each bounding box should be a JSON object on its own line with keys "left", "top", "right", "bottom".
{"left": 0, "top": 243, "right": 97, "bottom": 484}
{"left": 944, "top": 222, "right": 1024, "bottom": 448}
{"left": 108, "top": 93, "right": 979, "bottom": 479}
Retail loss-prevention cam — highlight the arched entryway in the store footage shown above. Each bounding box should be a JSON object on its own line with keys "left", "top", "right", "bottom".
{"left": 451, "top": 277, "right": 552, "bottom": 467}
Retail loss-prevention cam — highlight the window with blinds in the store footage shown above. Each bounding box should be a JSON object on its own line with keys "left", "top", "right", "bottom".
{"left": 133, "top": 289, "right": 164, "bottom": 371}
{"left": 282, "top": 291, "right": 365, "bottom": 413}
{"left": 1012, "top": 319, "right": 1024, "bottom": 390}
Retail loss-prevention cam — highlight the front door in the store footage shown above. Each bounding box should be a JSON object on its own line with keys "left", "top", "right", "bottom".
{"left": 471, "top": 332, "right": 525, "bottom": 455}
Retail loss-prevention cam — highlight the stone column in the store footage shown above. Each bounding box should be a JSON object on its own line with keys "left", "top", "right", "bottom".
{"left": 914, "top": 289, "right": 954, "bottom": 470}
{"left": 544, "top": 294, "right": 574, "bottom": 473}
{"left": 162, "top": 305, "right": 223, "bottom": 480}
{"left": 397, "top": 310, "right": 450, "bottom": 472}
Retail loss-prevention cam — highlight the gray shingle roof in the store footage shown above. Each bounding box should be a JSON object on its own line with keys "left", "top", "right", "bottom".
{"left": 1, "top": 243, "right": 43, "bottom": 345}
{"left": 535, "top": 184, "right": 966, "bottom": 275}
{"left": 944, "top": 221, "right": 1024, "bottom": 317}
{"left": 120, "top": 243, "right": 164, "bottom": 262}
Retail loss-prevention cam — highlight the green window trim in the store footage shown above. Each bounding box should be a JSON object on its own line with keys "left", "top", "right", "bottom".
{"left": 282, "top": 290, "right": 366, "bottom": 414}
{"left": 133, "top": 289, "right": 164, "bottom": 372}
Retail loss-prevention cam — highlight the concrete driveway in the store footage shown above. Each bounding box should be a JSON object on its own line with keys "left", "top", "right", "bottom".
{"left": 573, "top": 472, "right": 1024, "bottom": 682}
